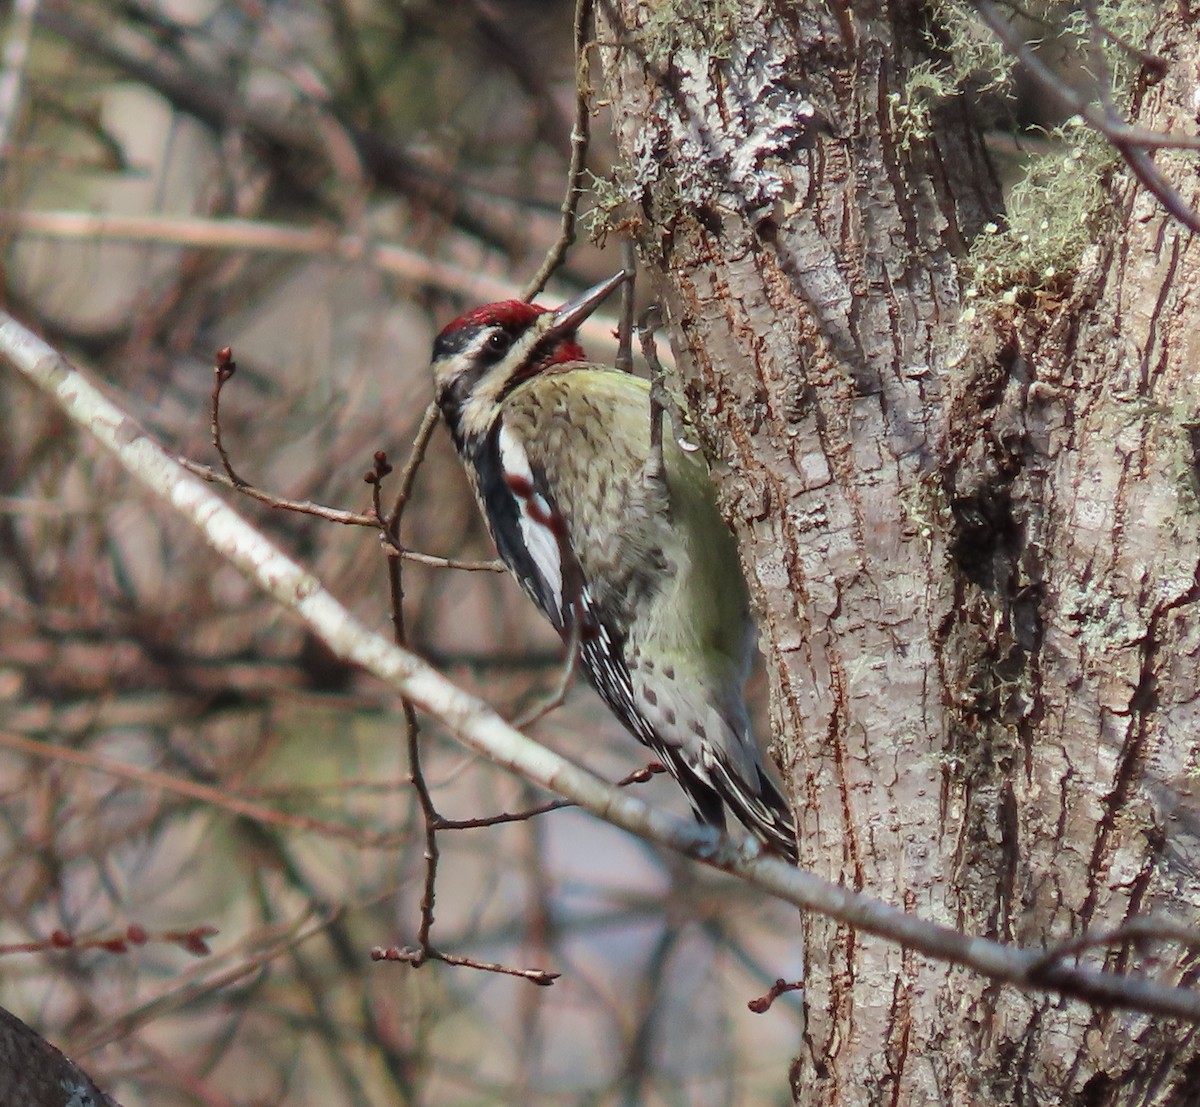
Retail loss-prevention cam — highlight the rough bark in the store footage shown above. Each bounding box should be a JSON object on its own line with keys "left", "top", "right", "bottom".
{"left": 600, "top": 1, "right": 1200, "bottom": 1103}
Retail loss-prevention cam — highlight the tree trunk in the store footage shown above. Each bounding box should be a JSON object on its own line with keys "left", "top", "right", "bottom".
{"left": 600, "top": 1, "right": 1200, "bottom": 1102}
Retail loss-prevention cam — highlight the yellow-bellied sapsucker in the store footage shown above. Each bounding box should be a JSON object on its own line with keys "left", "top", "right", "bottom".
{"left": 431, "top": 272, "right": 797, "bottom": 862}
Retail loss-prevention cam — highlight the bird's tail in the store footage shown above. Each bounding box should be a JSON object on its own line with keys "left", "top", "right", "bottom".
{"left": 707, "top": 757, "right": 798, "bottom": 863}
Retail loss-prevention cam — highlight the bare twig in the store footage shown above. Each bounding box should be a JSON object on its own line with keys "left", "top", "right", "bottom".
{"left": 376, "top": 441, "right": 442, "bottom": 963}
{"left": 0, "top": 730, "right": 407, "bottom": 848}
{"left": 521, "top": 0, "right": 596, "bottom": 300}
{"left": 1080, "top": 0, "right": 1167, "bottom": 84}
{"left": 747, "top": 977, "right": 804, "bottom": 1014}
{"left": 975, "top": 2, "right": 1200, "bottom": 151}
{"left": 614, "top": 239, "right": 636, "bottom": 374}
{"left": 386, "top": 401, "right": 441, "bottom": 527}
{"left": 1028, "top": 916, "right": 1200, "bottom": 978}
{"left": 511, "top": 618, "right": 582, "bottom": 729}
{"left": 0, "top": 922, "right": 217, "bottom": 959}
{"left": 1117, "top": 143, "right": 1200, "bottom": 233}
{"left": 975, "top": 0, "right": 1200, "bottom": 233}
{"left": 373, "top": 397, "right": 555, "bottom": 985}
{"left": 189, "top": 367, "right": 503, "bottom": 570}
{"left": 211, "top": 347, "right": 245, "bottom": 487}
{"left": 371, "top": 944, "right": 559, "bottom": 985}
{"left": 433, "top": 763, "right": 666, "bottom": 831}
{"left": 179, "top": 456, "right": 375, "bottom": 525}
{"left": 362, "top": 449, "right": 394, "bottom": 522}
{"left": 435, "top": 763, "right": 666, "bottom": 830}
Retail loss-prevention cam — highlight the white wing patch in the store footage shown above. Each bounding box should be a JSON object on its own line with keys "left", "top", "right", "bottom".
{"left": 498, "top": 424, "right": 565, "bottom": 621}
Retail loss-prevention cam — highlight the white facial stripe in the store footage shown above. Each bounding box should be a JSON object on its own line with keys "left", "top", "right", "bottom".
{"left": 498, "top": 424, "right": 564, "bottom": 620}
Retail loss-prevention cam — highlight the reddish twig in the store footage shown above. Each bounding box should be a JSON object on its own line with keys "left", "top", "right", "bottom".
{"left": 211, "top": 346, "right": 245, "bottom": 487}
{"left": 433, "top": 762, "right": 666, "bottom": 831}
{"left": 192, "top": 358, "right": 501, "bottom": 570}
{"left": 747, "top": 978, "right": 804, "bottom": 1014}
{"left": 180, "top": 456, "right": 376, "bottom": 525}
{"left": 0, "top": 923, "right": 217, "bottom": 958}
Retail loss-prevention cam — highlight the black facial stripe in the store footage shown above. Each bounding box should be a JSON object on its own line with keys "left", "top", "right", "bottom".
{"left": 493, "top": 334, "right": 563, "bottom": 405}
{"left": 436, "top": 387, "right": 467, "bottom": 449}
{"left": 434, "top": 323, "right": 521, "bottom": 366}
{"left": 432, "top": 322, "right": 484, "bottom": 361}
{"left": 434, "top": 326, "right": 511, "bottom": 445}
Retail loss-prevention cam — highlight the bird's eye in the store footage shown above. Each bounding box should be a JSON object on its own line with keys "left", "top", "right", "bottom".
{"left": 485, "top": 331, "right": 512, "bottom": 357}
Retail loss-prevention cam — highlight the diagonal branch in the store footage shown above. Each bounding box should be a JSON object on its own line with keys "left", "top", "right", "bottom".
{"left": 2, "top": 309, "right": 1200, "bottom": 1022}
{"left": 974, "top": 0, "right": 1200, "bottom": 233}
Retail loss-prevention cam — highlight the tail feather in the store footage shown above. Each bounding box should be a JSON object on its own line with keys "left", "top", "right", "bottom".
{"left": 707, "top": 757, "right": 798, "bottom": 863}
{"left": 660, "top": 740, "right": 798, "bottom": 863}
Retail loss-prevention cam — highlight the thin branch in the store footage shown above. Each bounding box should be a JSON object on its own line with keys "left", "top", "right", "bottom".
{"left": 975, "top": 1, "right": 1200, "bottom": 151}
{"left": 371, "top": 943, "right": 559, "bottom": 985}
{"left": 186, "top": 364, "right": 503, "bottom": 571}
{"left": 179, "top": 456, "right": 375, "bottom": 526}
{"left": 1028, "top": 916, "right": 1200, "bottom": 977}
{"left": 433, "top": 764, "right": 665, "bottom": 831}
{"left": 386, "top": 401, "right": 441, "bottom": 529}
{"left": 210, "top": 347, "right": 245, "bottom": 487}
{"left": 0, "top": 0, "right": 41, "bottom": 164}
{"left": 376, "top": 439, "right": 442, "bottom": 966}
{"left": 975, "top": 0, "right": 1200, "bottom": 233}
{"left": 373, "top": 397, "right": 554, "bottom": 985}
{"left": 521, "top": 0, "right": 596, "bottom": 300}
{"left": 0, "top": 922, "right": 217, "bottom": 958}
{"left": 0, "top": 208, "right": 518, "bottom": 301}
{"left": 0, "top": 730, "right": 407, "bottom": 848}
{"left": 614, "top": 239, "right": 636, "bottom": 374}
{"left": 1117, "top": 142, "right": 1200, "bottom": 233}
{"left": 1086, "top": 12, "right": 1167, "bottom": 81}
{"left": 5, "top": 311, "right": 1200, "bottom": 1021}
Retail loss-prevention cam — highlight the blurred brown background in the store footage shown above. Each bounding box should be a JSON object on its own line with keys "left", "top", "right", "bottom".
{"left": 0, "top": 1, "right": 802, "bottom": 1103}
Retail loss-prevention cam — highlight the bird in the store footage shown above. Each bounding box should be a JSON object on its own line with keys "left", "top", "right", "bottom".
{"left": 430, "top": 271, "right": 797, "bottom": 862}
